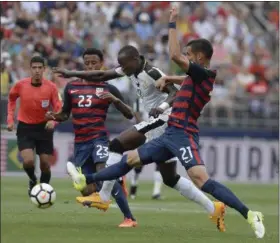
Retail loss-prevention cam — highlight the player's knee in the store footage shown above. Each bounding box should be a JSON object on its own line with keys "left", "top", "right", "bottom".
{"left": 127, "top": 150, "right": 141, "bottom": 167}
{"left": 23, "top": 159, "right": 35, "bottom": 168}
{"left": 40, "top": 161, "right": 50, "bottom": 172}
{"left": 163, "top": 174, "right": 180, "bottom": 188}
{"left": 109, "top": 138, "right": 125, "bottom": 154}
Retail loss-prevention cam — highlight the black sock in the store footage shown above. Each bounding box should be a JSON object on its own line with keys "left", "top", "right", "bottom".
{"left": 23, "top": 165, "right": 37, "bottom": 182}
{"left": 202, "top": 179, "right": 249, "bottom": 219}
{"left": 40, "top": 171, "right": 51, "bottom": 184}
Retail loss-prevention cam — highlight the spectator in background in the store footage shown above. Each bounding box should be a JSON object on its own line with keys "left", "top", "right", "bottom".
{"left": 135, "top": 12, "right": 153, "bottom": 41}
{"left": 1, "top": 61, "right": 13, "bottom": 96}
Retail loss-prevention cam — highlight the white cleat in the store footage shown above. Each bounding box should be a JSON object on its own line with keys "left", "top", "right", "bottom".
{"left": 66, "top": 162, "right": 83, "bottom": 184}
{"left": 248, "top": 211, "right": 265, "bottom": 239}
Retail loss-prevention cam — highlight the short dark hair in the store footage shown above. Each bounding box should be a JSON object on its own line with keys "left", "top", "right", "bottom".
{"left": 186, "top": 39, "right": 213, "bottom": 59}
{"left": 83, "top": 48, "right": 103, "bottom": 61}
{"left": 30, "top": 56, "right": 45, "bottom": 66}
{"left": 118, "top": 45, "right": 140, "bottom": 58}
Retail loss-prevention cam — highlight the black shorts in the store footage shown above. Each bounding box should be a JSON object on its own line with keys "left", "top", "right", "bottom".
{"left": 16, "top": 121, "right": 54, "bottom": 155}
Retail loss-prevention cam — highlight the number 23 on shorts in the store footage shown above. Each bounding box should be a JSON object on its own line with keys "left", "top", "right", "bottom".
{"left": 179, "top": 146, "right": 193, "bottom": 165}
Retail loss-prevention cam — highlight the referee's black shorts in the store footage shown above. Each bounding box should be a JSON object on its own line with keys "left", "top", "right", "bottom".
{"left": 16, "top": 121, "right": 54, "bottom": 155}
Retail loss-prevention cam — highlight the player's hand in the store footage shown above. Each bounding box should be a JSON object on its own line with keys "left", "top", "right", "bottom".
{"left": 45, "top": 111, "right": 56, "bottom": 121}
{"left": 7, "top": 123, "right": 14, "bottom": 132}
{"left": 98, "top": 92, "right": 120, "bottom": 103}
{"left": 45, "top": 121, "right": 55, "bottom": 130}
{"left": 169, "top": 6, "right": 179, "bottom": 22}
{"left": 155, "top": 77, "right": 167, "bottom": 91}
{"left": 52, "top": 68, "right": 70, "bottom": 78}
{"left": 149, "top": 108, "right": 164, "bottom": 118}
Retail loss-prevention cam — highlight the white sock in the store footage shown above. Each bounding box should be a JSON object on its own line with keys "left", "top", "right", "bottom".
{"left": 99, "top": 152, "right": 122, "bottom": 201}
{"left": 174, "top": 177, "right": 215, "bottom": 214}
{"left": 152, "top": 171, "right": 162, "bottom": 196}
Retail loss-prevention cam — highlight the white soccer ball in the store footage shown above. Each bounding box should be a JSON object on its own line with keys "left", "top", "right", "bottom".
{"left": 30, "top": 183, "right": 56, "bottom": 209}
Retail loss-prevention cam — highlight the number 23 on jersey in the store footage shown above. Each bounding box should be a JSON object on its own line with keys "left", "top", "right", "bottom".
{"left": 78, "top": 95, "right": 92, "bottom": 107}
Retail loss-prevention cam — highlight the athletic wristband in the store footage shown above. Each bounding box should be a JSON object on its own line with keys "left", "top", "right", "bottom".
{"left": 168, "top": 22, "right": 176, "bottom": 29}
{"left": 158, "top": 102, "right": 170, "bottom": 111}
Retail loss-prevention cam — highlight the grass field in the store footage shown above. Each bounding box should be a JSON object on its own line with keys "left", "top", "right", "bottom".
{"left": 1, "top": 177, "right": 278, "bottom": 243}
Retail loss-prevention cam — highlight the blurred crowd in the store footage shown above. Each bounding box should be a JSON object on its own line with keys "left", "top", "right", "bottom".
{"left": 1, "top": 1, "right": 279, "bottom": 127}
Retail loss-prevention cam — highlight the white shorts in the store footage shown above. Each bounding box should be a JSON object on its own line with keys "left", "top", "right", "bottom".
{"left": 133, "top": 112, "right": 177, "bottom": 163}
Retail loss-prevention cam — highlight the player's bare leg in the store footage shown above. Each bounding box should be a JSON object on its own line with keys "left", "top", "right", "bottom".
{"left": 39, "top": 154, "right": 52, "bottom": 184}
{"left": 98, "top": 127, "right": 146, "bottom": 202}
{"left": 187, "top": 165, "right": 265, "bottom": 238}
{"left": 21, "top": 149, "right": 37, "bottom": 195}
{"left": 159, "top": 161, "right": 225, "bottom": 232}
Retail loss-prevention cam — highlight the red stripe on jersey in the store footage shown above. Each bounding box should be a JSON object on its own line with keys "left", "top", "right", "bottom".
{"left": 68, "top": 89, "right": 105, "bottom": 95}
{"left": 202, "top": 81, "right": 213, "bottom": 92}
{"left": 176, "top": 90, "right": 192, "bottom": 98}
{"left": 173, "top": 102, "right": 190, "bottom": 109}
{"left": 74, "top": 126, "right": 107, "bottom": 135}
{"left": 168, "top": 121, "right": 184, "bottom": 129}
{"left": 190, "top": 108, "right": 200, "bottom": 118}
{"left": 193, "top": 97, "right": 204, "bottom": 109}
{"left": 72, "top": 117, "right": 104, "bottom": 125}
{"left": 169, "top": 112, "right": 185, "bottom": 120}
{"left": 75, "top": 133, "right": 101, "bottom": 143}
{"left": 186, "top": 127, "right": 199, "bottom": 133}
{"left": 72, "top": 107, "right": 108, "bottom": 115}
{"left": 195, "top": 86, "right": 210, "bottom": 102}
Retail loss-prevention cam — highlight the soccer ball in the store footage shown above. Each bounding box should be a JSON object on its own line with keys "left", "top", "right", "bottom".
{"left": 30, "top": 183, "right": 56, "bottom": 208}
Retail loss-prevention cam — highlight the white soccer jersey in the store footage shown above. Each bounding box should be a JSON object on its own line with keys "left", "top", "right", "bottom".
{"left": 115, "top": 56, "right": 169, "bottom": 114}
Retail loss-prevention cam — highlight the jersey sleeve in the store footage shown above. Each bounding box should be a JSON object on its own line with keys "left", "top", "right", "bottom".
{"left": 114, "top": 67, "right": 125, "bottom": 76}
{"left": 108, "top": 84, "right": 124, "bottom": 102}
{"left": 187, "top": 62, "right": 213, "bottom": 83}
{"left": 61, "top": 83, "right": 72, "bottom": 114}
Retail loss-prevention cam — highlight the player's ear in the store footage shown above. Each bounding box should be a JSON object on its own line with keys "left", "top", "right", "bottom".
{"left": 197, "top": 52, "right": 203, "bottom": 60}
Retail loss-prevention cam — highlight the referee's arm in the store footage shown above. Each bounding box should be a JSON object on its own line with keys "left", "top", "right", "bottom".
{"left": 7, "top": 82, "right": 20, "bottom": 130}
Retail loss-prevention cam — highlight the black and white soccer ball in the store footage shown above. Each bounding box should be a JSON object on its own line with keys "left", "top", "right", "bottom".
{"left": 30, "top": 183, "right": 56, "bottom": 209}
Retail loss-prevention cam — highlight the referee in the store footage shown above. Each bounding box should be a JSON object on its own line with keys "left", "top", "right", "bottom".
{"left": 7, "top": 56, "right": 62, "bottom": 195}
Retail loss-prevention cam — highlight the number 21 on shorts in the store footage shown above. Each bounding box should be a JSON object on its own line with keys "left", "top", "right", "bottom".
{"left": 179, "top": 146, "right": 193, "bottom": 164}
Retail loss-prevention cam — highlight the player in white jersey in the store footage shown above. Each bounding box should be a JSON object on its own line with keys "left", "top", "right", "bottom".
{"left": 54, "top": 45, "right": 226, "bottom": 232}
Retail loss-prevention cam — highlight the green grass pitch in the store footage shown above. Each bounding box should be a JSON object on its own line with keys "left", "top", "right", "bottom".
{"left": 1, "top": 177, "right": 278, "bottom": 243}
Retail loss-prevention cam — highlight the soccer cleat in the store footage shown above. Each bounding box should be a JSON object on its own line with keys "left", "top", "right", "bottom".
{"left": 66, "top": 162, "right": 86, "bottom": 191}
{"left": 209, "top": 201, "right": 226, "bottom": 232}
{"left": 247, "top": 210, "right": 265, "bottom": 238}
{"left": 118, "top": 218, "right": 138, "bottom": 228}
{"left": 152, "top": 194, "right": 164, "bottom": 200}
{"left": 28, "top": 180, "right": 37, "bottom": 196}
{"left": 76, "top": 192, "right": 111, "bottom": 211}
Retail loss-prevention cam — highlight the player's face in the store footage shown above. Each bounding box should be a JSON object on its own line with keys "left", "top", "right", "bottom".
{"left": 30, "top": 62, "right": 45, "bottom": 81}
{"left": 118, "top": 55, "right": 138, "bottom": 76}
{"left": 184, "top": 46, "right": 203, "bottom": 65}
{"left": 84, "top": 55, "right": 103, "bottom": 71}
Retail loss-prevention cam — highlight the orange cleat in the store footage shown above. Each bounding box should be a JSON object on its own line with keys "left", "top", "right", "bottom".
{"left": 209, "top": 201, "right": 226, "bottom": 232}
{"left": 118, "top": 218, "right": 138, "bottom": 228}
{"left": 76, "top": 192, "right": 111, "bottom": 211}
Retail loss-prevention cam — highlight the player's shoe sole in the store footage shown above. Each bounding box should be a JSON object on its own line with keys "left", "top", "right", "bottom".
{"left": 118, "top": 218, "right": 138, "bottom": 228}
{"left": 76, "top": 192, "right": 111, "bottom": 211}
{"left": 209, "top": 201, "right": 226, "bottom": 232}
{"left": 247, "top": 211, "right": 265, "bottom": 238}
{"left": 66, "top": 162, "right": 86, "bottom": 191}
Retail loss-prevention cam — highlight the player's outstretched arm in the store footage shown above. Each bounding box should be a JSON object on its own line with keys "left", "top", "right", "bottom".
{"left": 168, "top": 7, "right": 190, "bottom": 72}
{"left": 149, "top": 83, "right": 178, "bottom": 118}
{"left": 100, "top": 84, "right": 134, "bottom": 120}
{"left": 45, "top": 83, "right": 72, "bottom": 122}
{"left": 52, "top": 68, "right": 122, "bottom": 82}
